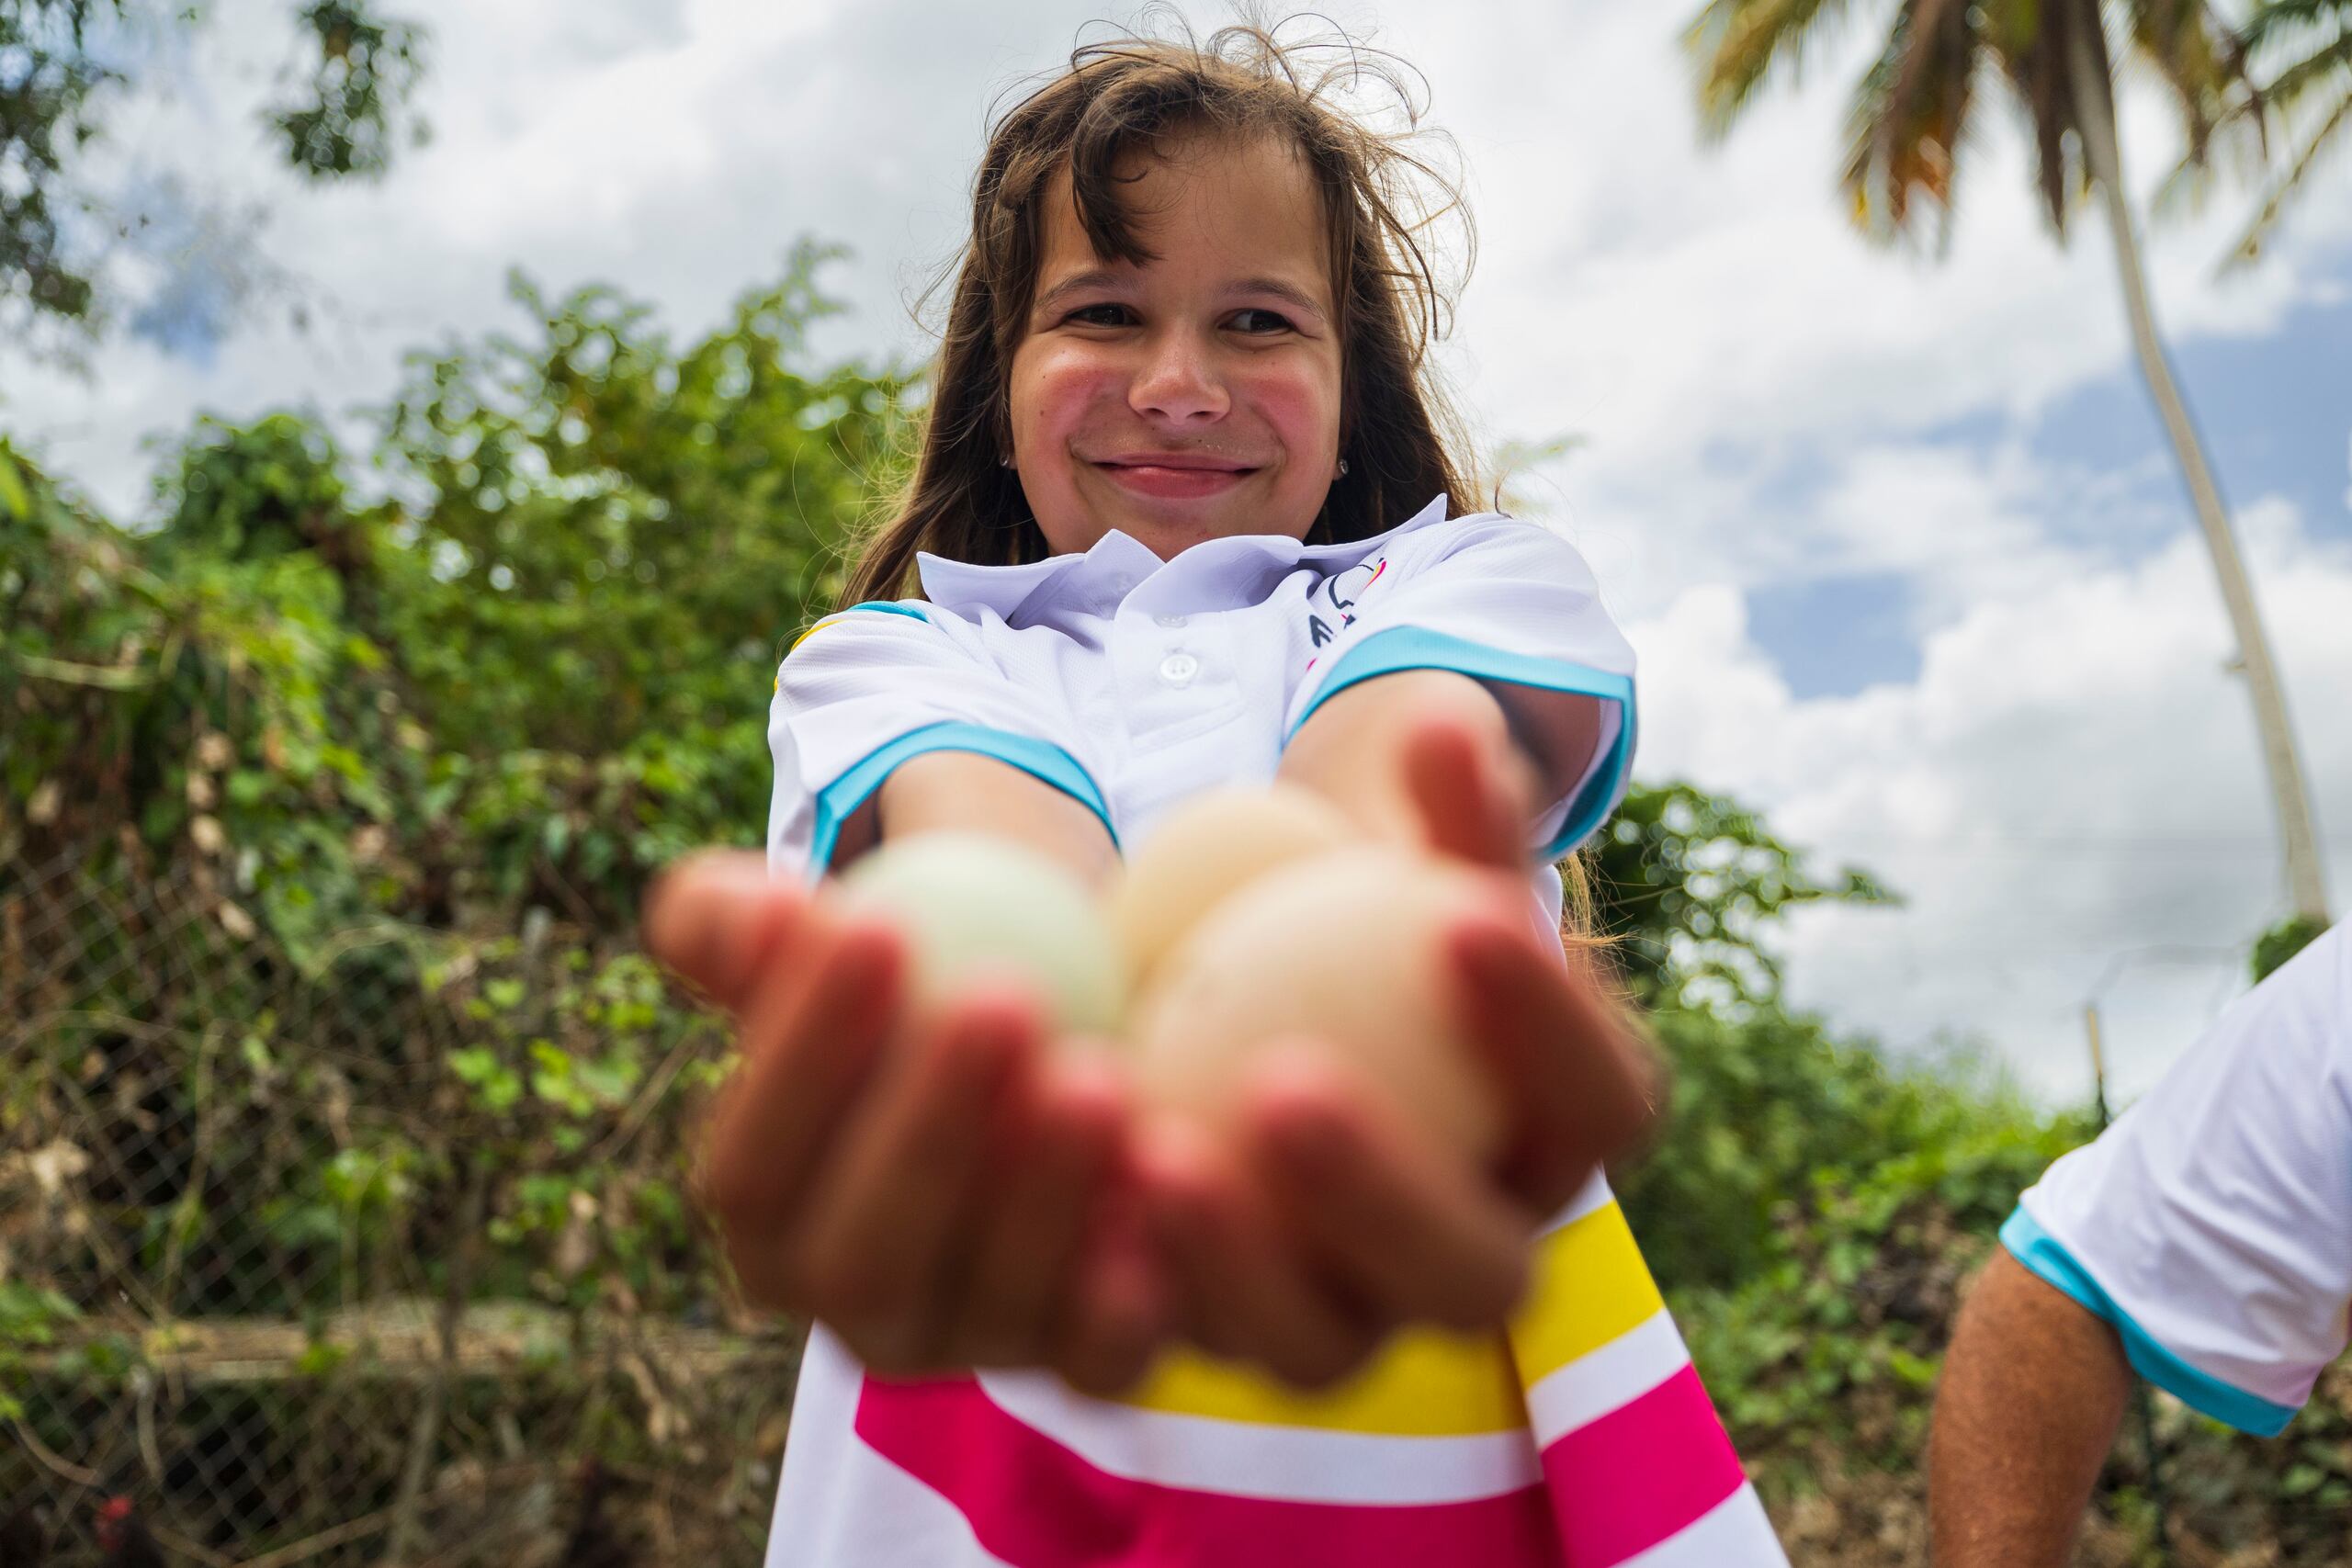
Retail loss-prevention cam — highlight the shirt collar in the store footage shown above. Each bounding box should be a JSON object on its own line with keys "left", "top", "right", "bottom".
{"left": 915, "top": 494, "right": 1453, "bottom": 624}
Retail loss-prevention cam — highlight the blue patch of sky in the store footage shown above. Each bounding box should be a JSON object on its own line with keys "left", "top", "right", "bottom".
{"left": 113, "top": 174, "right": 268, "bottom": 369}
{"left": 2022, "top": 274, "right": 2352, "bottom": 547}
{"left": 1746, "top": 570, "right": 1924, "bottom": 698}
{"left": 1740, "top": 266, "right": 2351, "bottom": 699}
{"left": 1884, "top": 268, "right": 2352, "bottom": 552}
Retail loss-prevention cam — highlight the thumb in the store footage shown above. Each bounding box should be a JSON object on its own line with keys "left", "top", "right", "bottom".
{"left": 641, "top": 848, "right": 808, "bottom": 1010}
{"left": 1402, "top": 714, "right": 1532, "bottom": 872}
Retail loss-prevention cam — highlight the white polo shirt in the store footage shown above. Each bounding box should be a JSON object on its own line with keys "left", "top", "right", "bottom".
{"left": 2008, "top": 924, "right": 2352, "bottom": 1437}
{"left": 759, "top": 499, "right": 1787, "bottom": 1568}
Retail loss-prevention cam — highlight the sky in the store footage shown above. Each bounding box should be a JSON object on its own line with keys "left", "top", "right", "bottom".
{"left": 6, "top": 0, "right": 2349, "bottom": 1104}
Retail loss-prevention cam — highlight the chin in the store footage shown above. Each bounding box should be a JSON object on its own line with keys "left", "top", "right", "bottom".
{"left": 1123, "top": 513, "right": 1246, "bottom": 561}
{"left": 1133, "top": 498, "right": 1314, "bottom": 553}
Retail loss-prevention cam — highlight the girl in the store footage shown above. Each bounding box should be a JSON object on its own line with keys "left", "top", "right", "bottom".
{"left": 648, "top": 22, "right": 1790, "bottom": 1568}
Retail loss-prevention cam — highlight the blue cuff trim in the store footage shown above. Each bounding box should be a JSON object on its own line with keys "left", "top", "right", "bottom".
{"left": 2000, "top": 1207, "right": 2297, "bottom": 1437}
{"left": 1288, "top": 626, "right": 1636, "bottom": 860}
{"left": 808, "top": 722, "right": 1117, "bottom": 874}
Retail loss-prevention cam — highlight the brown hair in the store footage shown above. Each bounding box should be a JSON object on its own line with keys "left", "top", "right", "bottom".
{"left": 841, "top": 15, "right": 1481, "bottom": 607}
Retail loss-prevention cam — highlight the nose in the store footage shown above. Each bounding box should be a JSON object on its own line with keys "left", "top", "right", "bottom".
{"left": 1128, "top": 326, "right": 1228, "bottom": 426}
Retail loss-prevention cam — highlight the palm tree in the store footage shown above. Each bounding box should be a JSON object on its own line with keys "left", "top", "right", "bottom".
{"left": 2227, "top": 1, "right": 2352, "bottom": 265}
{"left": 1686, "top": 0, "right": 2333, "bottom": 925}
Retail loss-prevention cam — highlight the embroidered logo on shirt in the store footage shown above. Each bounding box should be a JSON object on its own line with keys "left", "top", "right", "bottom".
{"left": 1305, "top": 558, "right": 1386, "bottom": 671}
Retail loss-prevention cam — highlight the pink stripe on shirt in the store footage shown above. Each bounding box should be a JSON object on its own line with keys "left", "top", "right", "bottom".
{"left": 1541, "top": 1364, "right": 1749, "bottom": 1567}
{"left": 854, "top": 1375, "right": 1566, "bottom": 1568}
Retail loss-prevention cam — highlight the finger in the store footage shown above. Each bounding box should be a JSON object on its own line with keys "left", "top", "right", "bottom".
{"left": 955, "top": 1055, "right": 1126, "bottom": 1367}
{"left": 703, "top": 917, "right": 904, "bottom": 1303}
{"left": 793, "top": 990, "right": 1034, "bottom": 1368}
{"left": 643, "top": 849, "right": 808, "bottom": 1008}
{"left": 1139, "top": 1124, "right": 1384, "bottom": 1390}
{"left": 1402, "top": 717, "right": 1522, "bottom": 871}
{"left": 1126, "top": 1123, "right": 1244, "bottom": 1364}
{"left": 1450, "top": 913, "right": 1659, "bottom": 1213}
{"left": 1056, "top": 1190, "right": 1174, "bottom": 1398}
{"left": 1245, "top": 1052, "right": 1531, "bottom": 1331}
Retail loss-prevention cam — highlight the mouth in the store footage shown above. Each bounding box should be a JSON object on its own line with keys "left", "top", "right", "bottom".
{"left": 1091, "top": 454, "right": 1260, "bottom": 501}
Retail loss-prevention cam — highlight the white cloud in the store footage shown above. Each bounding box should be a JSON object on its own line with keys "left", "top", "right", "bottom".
{"left": 1630, "top": 491, "right": 2352, "bottom": 1102}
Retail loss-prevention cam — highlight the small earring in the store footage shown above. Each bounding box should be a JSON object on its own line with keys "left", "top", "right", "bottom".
{"left": 1000, "top": 455, "right": 1015, "bottom": 468}
{"left": 1335, "top": 458, "right": 1350, "bottom": 479}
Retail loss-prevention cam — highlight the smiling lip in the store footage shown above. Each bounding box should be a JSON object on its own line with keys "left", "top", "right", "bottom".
{"left": 1092, "top": 454, "right": 1258, "bottom": 500}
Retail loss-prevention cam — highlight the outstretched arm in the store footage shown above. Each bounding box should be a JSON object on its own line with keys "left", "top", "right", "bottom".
{"left": 1133, "top": 671, "right": 1656, "bottom": 1385}
{"left": 854, "top": 750, "right": 1119, "bottom": 889}
{"left": 1277, "top": 668, "right": 1564, "bottom": 858}
{"left": 1929, "top": 1250, "right": 2132, "bottom": 1568}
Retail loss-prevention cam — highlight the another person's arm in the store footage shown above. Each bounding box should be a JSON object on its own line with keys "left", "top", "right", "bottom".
{"left": 1928, "top": 928, "right": 2352, "bottom": 1564}
{"left": 1929, "top": 1251, "right": 2132, "bottom": 1568}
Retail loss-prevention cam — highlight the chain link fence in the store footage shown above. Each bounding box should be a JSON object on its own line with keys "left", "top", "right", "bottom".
{"left": 3, "top": 841, "right": 792, "bottom": 1566}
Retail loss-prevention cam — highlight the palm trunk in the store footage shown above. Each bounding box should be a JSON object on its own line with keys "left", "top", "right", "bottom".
{"left": 2064, "top": 12, "right": 2333, "bottom": 924}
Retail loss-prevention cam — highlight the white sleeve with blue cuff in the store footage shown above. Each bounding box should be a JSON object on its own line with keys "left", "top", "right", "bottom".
{"left": 768, "top": 603, "right": 1113, "bottom": 881}
{"left": 2005, "top": 925, "right": 2352, "bottom": 1437}
{"left": 1282, "top": 514, "right": 1637, "bottom": 861}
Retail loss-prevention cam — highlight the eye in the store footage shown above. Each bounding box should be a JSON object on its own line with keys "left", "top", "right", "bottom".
{"left": 1064, "top": 302, "right": 1136, "bottom": 327}
{"left": 1230, "top": 308, "right": 1295, "bottom": 335}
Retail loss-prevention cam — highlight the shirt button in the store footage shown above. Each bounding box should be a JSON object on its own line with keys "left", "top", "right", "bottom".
{"left": 1159, "top": 652, "right": 1200, "bottom": 687}
{"left": 1154, "top": 613, "right": 1189, "bottom": 629}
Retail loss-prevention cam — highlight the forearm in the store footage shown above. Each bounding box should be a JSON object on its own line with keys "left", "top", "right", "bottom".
{"left": 852, "top": 751, "right": 1118, "bottom": 891}
{"left": 1278, "top": 670, "right": 1539, "bottom": 842}
{"left": 1930, "top": 1249, "right": 2133, "bottom": 1568}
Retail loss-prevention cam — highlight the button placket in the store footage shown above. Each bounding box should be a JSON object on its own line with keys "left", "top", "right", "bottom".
{"left": 1159, "top": 651, "right": 1201, "bottom": 687}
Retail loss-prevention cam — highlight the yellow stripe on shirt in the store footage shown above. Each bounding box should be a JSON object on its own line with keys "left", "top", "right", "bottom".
{"left": 788, "top": 618, "right": 842, "bottom": 655}
{"left": 1107, "top": 1200, "right": 1660, "bottom": 1437}
{"left": 1508, "top": 1200, "right": 1664, "bottom": 1384}
{"left": 1116, "top": 1325, "right": 1526, "bottom": 1436}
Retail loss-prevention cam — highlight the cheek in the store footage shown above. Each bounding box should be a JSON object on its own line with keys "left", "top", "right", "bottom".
{"left": 1241, "top": 361, "right": 1342, "bottom": 462}
{"left": 1012, "top": 344, "right": 1122, "bottom": 446}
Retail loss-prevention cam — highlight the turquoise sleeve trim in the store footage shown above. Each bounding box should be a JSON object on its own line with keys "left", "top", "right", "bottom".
{"left": 1288, "top": 626, "right": 1636, "bottom": 860}
{"left": 844, "top": 601, "right": 930, "bottom": 623}
{"left": 2000, "top": 1207, "right": 2298, "bottom": 1437}
{"left": 807, "top": 721, "right": 1117, "bottom": 874}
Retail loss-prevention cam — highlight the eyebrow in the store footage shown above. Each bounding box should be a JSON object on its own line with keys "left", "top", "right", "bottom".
{"left": 1032, "top": 269, "right": 1330, "bottom": 325}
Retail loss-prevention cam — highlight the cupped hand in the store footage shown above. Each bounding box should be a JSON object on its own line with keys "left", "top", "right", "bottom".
{"left": 1142, "top": 714, "right": 1658, "bottom": 1386}
{"left": 643, "top": 851, "right": 1170, "bottom": 1392}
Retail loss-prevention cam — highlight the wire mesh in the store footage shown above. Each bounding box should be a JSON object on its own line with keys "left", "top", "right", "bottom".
{"left": 2, "top": 843, "right": 791, "bottom": 1566}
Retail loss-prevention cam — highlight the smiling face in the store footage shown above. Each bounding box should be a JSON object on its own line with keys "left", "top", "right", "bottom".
{"left": 1006, "top": 131, "right": 1345, "bottom": 561}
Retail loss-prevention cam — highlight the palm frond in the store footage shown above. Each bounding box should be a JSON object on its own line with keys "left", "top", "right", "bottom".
{"left": 2241, "top": 0, "right": 2350, "bottom": 53}
{"left": 2126, "top": 0, "right": 2262, "bottom": 165}
{"left": 2222, "top": 5, "right": 2352, "bottom": 266}
{"left": 2256, "top": 10, "right": 2352, "bottom": 110}
{"left": 1840, "top": 0, "right": 1982, "bottom": 243}
{"left": 1981, "top": 0, "right": 2104, "bottom": 234}
{"left": 1687, "top": 0, "right": 1873, "bottom": 140}
{"left": 2225, "top": 90, "right": 2352, "bottom": 264}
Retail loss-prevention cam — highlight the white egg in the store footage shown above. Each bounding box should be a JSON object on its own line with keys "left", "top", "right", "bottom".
{"left": 839, "top": 831, "right": 1124, "bottom": 1035}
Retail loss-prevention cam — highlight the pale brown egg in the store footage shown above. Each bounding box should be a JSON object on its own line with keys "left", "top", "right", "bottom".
{"left": 1111, "top": 784, "right": 1361, "bottom": 998}
{"left": 1128, "top": 846, "right": 1507, "bottom": 1161}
